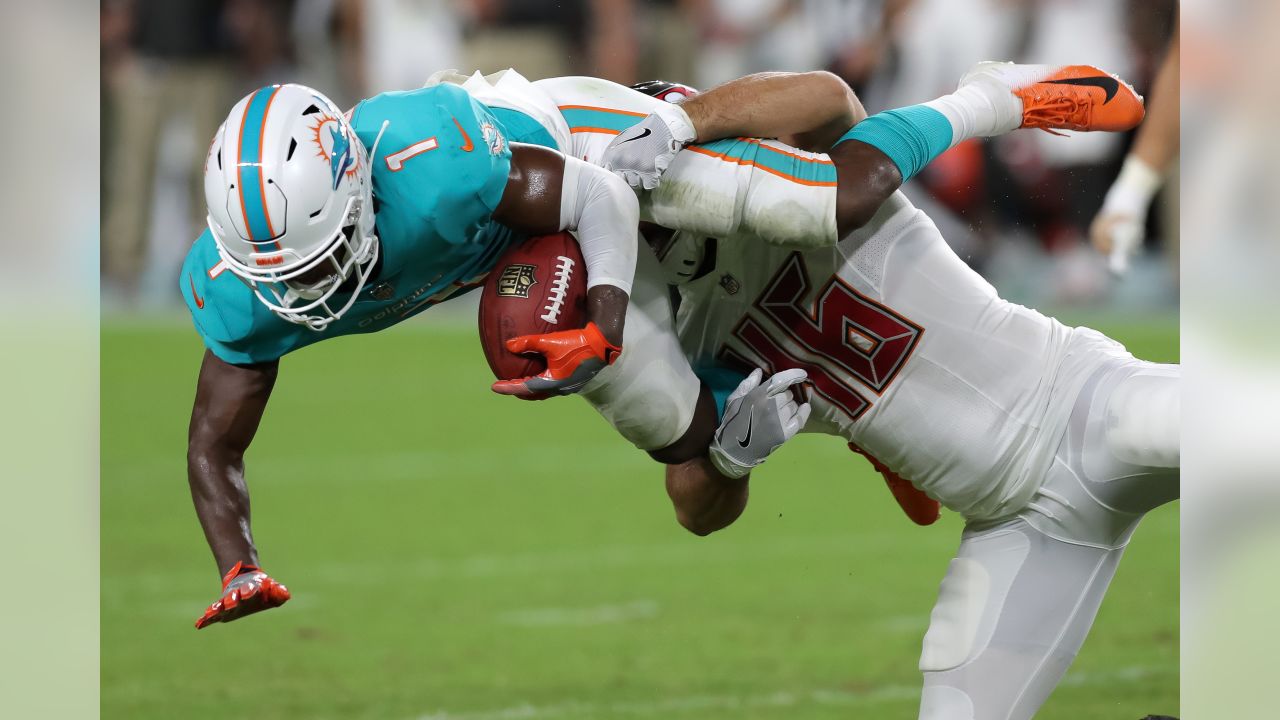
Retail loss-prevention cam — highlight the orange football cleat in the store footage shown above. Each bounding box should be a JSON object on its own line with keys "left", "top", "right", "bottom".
{"left": 964, "top": 61, "right": 1145, "bottom": 135}
{"left": 194, "top": 561, "right": 291, "bottom": 629}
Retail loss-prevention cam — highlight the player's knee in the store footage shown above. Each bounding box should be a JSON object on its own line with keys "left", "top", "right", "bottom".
{"left": 919, "top": 557, "right": 991, "bottom": 673}
{"left": 1104, "top": 368, "right": 1180, "bottom": 469}
{"left": 918, "top": 685, "right": 977, "bottom": 720}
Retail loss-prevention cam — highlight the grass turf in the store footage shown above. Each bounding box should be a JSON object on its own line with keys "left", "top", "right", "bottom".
{"left": 101, "top": 315, "right": 1178, "bottom": 719}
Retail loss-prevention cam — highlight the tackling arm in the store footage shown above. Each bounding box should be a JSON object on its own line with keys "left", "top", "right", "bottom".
{"left": 649, "top": 384, "right": 751, "bottom": 536}
{"left": 648, "top": 370, "right": 812, "bottom": 536}
{"left": 603, "top": 71, "right": 868, "bottom": 190}
{"left": 681, "top": 71, "right": 868, "bottom": 151}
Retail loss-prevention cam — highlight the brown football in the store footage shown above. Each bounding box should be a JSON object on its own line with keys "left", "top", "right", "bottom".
{"left": 478, "top": 232, "right": 588, "bottom": 380}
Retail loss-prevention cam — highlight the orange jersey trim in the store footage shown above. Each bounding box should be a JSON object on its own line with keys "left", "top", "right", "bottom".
{"left": 567, "top": 126, "right": 623, "bottom": 135}
{"left": 557, "top": 104, "right": 648, "bottom": 117}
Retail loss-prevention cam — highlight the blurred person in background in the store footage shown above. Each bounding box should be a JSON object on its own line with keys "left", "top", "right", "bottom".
{"left": 1091, "top": 10, "right": 1178, "bottom": 276}
{"left": 859, "top": 0, "right": 1176, "bottom": 302}
{"left": 690, "top": 0, "right": 893, "bottom": 89}
{"left": 349, "top": 0, "right": 463, "bottom": 96}
{"left": 461, "top": 0, "right": 587, "bottom": 80}
{"left": 226, "top": 0, "right": 300, "bottom": 93}
{"left": 101, "top": 0, "right": 236, "bottom": 301}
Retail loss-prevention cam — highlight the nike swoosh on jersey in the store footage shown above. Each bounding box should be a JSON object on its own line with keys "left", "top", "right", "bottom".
{"left": 189, "top": 274, "right": 205, "bottom": 309}
{"left": 1045, "top": 76, "right": 1120, "bottom": 104}
{"left": 619, "top": 127, "right": 653, "bottom": 144}
{"left": 737, "top": 412, "right": 754, "bottom": 448}
{"left": 452, "top": 117, "right": 474, "bottom": 152}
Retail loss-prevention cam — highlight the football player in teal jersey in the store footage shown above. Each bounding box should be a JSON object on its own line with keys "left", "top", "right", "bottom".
{"left": 187, "top": 82, "right": 642, "bottom": 628}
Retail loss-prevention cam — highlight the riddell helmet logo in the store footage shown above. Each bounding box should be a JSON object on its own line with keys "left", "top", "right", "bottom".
{"left": 255, "top": 255, "right": 285, "bottom": 267}
{"left": 496, "top": 264, "right": 537, "bottom": 298}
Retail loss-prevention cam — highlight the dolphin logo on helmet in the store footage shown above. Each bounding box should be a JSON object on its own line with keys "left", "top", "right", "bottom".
{"left": 328, "top": 125, "right": 354, "bottom": 190}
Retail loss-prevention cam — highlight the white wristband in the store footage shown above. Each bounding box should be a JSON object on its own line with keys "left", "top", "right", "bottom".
{"left": 1101, "top": 156, "right": 1163, "bottom": 219}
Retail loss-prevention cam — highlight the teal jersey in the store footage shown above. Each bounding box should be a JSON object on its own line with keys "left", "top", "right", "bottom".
{"left": 181, "top": 84, "right": 557, "bottom": 365}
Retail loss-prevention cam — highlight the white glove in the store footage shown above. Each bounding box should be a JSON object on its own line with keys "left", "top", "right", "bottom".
{"left": 1091, "top": 156, "right": 1162, "bottom": 277}
{"left": 709, "top": 369, "right": 812, "bottom": 479}
{"left": 601, "top": 103, "right": 697, "bottom": 191}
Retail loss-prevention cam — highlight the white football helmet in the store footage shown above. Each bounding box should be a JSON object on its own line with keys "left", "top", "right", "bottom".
{"left": 203, "top": 84, "right": 379, "bottom": 330}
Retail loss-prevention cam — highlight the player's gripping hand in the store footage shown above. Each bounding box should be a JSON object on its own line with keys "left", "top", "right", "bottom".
{"left": 709, "top": 369, "right": 812, "bottom": 479}
{"left": 601, "top": 103, "right": 697, "bottom": 190}
{"left": 492, "top": 322, "right": 622, "bottom": 400}
{"left": 194, "top": 561, "right": 291, "bottom": 630}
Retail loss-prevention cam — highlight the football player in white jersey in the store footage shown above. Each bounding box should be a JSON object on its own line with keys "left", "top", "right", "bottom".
{"left": 503, "top": 73, "right": 1177, "bottom": 720}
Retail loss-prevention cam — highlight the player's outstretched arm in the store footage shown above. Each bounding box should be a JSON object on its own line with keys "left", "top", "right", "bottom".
{"left": 603, "top": 71, "right": 866, "bottom": 190}
{"left": 682, "top": 71, "right": 868, "bottom": 151}
{"left": 187, "top": 350, "right": 290, "bottom": 628}
{"left": 491, "top": 143, "right": 639, "bottom": 398}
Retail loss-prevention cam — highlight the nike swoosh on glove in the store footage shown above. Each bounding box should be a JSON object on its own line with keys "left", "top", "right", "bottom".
{"left": 491, "top": 322, "right": 622, "bottom": 400}
{"left": 709, "top": 368, "right": 812, "bottom": 479}
{"left": 194, "top": 561, "right": 291, "bottom": 629}
{"left": 601, "top": 102, "right": 697, "bottom": 191}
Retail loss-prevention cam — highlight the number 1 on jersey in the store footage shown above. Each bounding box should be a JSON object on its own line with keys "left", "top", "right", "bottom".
{"left": 385, "top": 137, "right": 439, "bottom": 172}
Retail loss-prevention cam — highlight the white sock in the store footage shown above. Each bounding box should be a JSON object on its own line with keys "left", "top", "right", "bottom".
{"left": 922, "top": 81, "right": 1022, "bottom": 149}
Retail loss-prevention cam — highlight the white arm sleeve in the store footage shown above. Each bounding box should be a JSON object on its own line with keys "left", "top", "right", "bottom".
{"left": 558, "top": 154, "right": 639, "bottom": 294}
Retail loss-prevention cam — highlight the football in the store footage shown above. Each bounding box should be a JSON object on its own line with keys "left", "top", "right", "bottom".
{"left": 478, "top": 232, "right": 588, "bottom": 380}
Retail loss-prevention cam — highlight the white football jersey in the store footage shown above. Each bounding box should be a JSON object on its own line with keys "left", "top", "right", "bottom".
{"left": 435, "top": 68, "right": 1136, "bottom": 521}
{"left": 676, "top": 192, "right": 1132, "bottom": 521}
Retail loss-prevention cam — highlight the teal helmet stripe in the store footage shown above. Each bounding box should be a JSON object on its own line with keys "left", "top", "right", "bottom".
{"left": 237, "top": 85, "right": 282, "bottom": 244}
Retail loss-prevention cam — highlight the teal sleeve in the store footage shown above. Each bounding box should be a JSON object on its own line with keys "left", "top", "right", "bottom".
{"left": 179, "top": 231, "right": 307, "bottom": 365}
{"left": 835, "top": 106, "right": 954, "bottom": 182}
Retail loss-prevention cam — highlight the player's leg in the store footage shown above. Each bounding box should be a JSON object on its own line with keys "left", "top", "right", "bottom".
{"left": 830, "top": 63, "right": 1145, "bottom": 238}
{"left": 918, "top": 518, "right": 1129, "bottom": 720}
{"left": 917, "top": 358, "right": 1179, "bottom": 719}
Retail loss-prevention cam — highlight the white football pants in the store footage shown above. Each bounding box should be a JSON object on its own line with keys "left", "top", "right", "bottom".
{"left": 917, "top": 359, "right": 1179, "bottom": 720}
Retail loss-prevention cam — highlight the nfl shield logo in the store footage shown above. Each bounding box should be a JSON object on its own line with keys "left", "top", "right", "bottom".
{"left": 497, "top": 264, "right": 538, "bottom": 298}
{"left": 371, "top": 282, "right": 396, "bottom": 300}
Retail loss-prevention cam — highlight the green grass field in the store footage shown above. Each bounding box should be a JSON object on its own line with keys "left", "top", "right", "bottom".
{"left": 101, "top": 315, "right": 1178, "bottom": 719}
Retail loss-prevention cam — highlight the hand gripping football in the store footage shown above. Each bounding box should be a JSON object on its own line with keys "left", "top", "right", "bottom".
{"left": 478, "top": 232, "right": 589, "bottom": 380}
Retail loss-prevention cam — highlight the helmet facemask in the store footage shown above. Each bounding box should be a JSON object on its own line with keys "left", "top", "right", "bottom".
{"left": 213, "top": 192, "right": 379, "bottom": 331}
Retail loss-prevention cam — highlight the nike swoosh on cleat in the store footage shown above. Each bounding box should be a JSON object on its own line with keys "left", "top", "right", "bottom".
{"left": 737, "top": 413, "right": 754, "bottom": 448}
{"left": 1045, "top": 76, "right": 1120, "bottom": 104}
{"left": 619, "top": 128, "right": 653, "bottom": 144}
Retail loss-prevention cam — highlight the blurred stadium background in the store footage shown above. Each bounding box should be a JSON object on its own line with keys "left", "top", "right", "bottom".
{"left": 100, "top": 1, "right": 1178, "bottom": 718}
